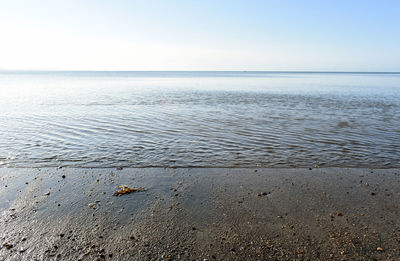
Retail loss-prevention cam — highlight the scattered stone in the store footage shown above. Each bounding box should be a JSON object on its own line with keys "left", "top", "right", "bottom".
{"left": 258, "top": 192, "right": 269, "bottom": 197}
{"left": 337, "top": 212, "right": 343, "bottom": 216}
{"left": 2, "top": 242, "right": 13, "bottom": 249}
{"left": 371, "top": 192, "right": 376, "bottom": 196}
{"left": 61, "top": 175, "right": 66, "bottom": 179}
{"left": 59, "top": 233, "right": 65, "bottom": 237}
{"left": 377, "top": 247, "right": 383, "bottom": 251}
{"left": 45, "top": 191, "right": 51, "bottom": 196}
{"left": 88, "top": 203, "right": 95, "bottom": 208}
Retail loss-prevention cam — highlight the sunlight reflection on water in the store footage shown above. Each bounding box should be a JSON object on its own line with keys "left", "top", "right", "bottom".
{"left": 0, "top": 71, "right": 399, "bottom": 167}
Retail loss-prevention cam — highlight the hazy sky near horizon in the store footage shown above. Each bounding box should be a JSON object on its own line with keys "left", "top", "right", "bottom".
{"left": 1, "top": 0, "right": 400, "bottom": 71}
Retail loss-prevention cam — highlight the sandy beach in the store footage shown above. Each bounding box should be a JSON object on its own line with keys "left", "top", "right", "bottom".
{"left": 2, "top": 0, "right": 400, "bottom": 260}
{"left": 0, "top": 168, "right": 399, "bottom": 260}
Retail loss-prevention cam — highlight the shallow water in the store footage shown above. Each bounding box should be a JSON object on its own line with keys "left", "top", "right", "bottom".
{"left": 0, "top": 71, "right": 399, "bottom": 167}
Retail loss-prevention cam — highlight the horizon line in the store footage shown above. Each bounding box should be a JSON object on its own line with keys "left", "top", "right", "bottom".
{"left": 1, "top": 69, "right": 400, "bottom": 74}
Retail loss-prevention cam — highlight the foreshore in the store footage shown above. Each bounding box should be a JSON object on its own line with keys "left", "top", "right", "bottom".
{"left": 1, "top": 167, "right": 400, "bottom": 260}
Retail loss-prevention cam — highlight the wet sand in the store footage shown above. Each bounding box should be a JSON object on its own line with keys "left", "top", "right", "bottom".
{"left": 1, "top": 168, "right": 400, "bottom": 260}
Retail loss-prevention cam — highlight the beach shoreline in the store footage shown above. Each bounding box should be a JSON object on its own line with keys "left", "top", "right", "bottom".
{"left": 1, "top": 167, "right": 400, "bottom": 260}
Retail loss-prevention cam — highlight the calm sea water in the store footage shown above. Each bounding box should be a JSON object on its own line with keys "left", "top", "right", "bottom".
{"left": 0, "top": 71, "right": 399, "bottom": 168}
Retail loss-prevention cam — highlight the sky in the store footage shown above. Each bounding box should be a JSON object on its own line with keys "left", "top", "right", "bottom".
{"left": 0, "top": 0, "right": 400, "bottom": 71}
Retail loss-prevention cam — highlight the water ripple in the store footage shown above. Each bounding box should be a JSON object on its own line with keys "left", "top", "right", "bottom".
{"left": 1, "top": 72, "right": 400, "bottom": 167}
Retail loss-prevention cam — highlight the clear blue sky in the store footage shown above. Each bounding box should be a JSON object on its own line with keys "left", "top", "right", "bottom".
{"left": 1, "top": 0, "right": 399, "bottom": 71}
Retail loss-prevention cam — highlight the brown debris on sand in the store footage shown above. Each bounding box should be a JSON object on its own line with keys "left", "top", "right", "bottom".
{"left": 113, "top": 185, "right": 147, "bottom": 196}
{"left": 2, "top": 242, "right": 13, "bottom": 250}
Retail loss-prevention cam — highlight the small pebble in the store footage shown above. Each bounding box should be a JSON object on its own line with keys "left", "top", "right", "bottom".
{"left": 2, "top": 242, "right": 13, "bottom": 249}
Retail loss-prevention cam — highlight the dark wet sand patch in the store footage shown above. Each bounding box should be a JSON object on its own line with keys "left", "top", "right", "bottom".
{"left": 1, "top": 168, "right": 400, "bottom": 260}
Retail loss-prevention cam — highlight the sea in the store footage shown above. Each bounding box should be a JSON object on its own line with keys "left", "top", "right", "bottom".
{"left": 0, "top": 71, "right": 399, "bottom": 168}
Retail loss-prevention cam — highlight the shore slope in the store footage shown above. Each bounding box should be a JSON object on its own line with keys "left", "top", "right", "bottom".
{"left": 1, "top": 168, "right": 400, "bottom": 260}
